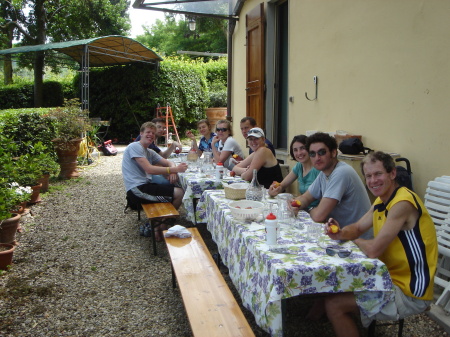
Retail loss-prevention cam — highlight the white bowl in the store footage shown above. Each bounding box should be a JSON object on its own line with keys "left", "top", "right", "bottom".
{"left": 229, "top": 200, "right": 264, "bottom": 221}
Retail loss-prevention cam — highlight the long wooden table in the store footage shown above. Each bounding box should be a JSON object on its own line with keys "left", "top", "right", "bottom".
{"left": 196, "top": 190, "right": 394, "bottom": 336}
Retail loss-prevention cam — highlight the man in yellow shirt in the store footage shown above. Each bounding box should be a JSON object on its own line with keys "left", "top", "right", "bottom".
{"left": 324, "top": 151, "right": 437, "bottom": 337}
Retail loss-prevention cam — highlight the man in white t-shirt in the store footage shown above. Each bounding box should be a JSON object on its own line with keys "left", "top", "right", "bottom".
{"left": 122, "top": 122, "right": 187, "bottom": 240}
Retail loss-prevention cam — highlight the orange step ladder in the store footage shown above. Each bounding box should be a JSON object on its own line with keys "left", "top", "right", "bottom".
{"left": 156, "top": 103, "right": 181, "bottom": 147}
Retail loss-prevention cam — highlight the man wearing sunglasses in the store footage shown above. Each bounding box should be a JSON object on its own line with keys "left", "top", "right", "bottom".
{"left": 322, "top": 151, "right": 437, "bottom": 337}
{"left": 292, "top": 132, "right": 372, "bottom": 239}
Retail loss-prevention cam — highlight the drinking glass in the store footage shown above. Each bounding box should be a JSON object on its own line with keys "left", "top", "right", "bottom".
{"left": 179, "top": 153, "right": 187, "bottom": 163}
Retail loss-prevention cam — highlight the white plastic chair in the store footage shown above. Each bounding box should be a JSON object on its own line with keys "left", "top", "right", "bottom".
{"left": 435, "top": 176, "right": 450, "bottom": 184}
{"left": 435, "top": 216, "right": 450, "bottom": 312}
{"left": 424, "top": 180, "right": 450, "bottom": 234}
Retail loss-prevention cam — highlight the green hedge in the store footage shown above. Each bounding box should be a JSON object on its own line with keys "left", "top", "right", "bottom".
{"left": 0, "top": 57, "right": 228, "bottom": 143}
{"left": 0, "top": 83, "right": 34, "bottom": 109}
{"left": 203, "top": 58, "right": 227, "bottom": 87}
{"left": 0, "top": 108, "right": 55, "bottom": 157}
{"left": 77, "top": 58, "right": 212, "bottom": 142}
{"left": 0, "top": 81, "right": 66, "bottom": 109}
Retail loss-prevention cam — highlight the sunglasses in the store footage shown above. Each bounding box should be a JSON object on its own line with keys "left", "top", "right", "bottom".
{"left": 309, "top": 149, "right": 327, "bottom": 158}
{"left": 216, "top": 128, "right": 228, "bottom": 132}
{"left": 325, "top": 246, "right": 352, "bottom": 258}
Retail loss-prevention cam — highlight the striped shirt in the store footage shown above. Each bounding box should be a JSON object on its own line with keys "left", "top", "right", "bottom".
{"left": 373, "top": 187, "right": 437, "bottom": 300}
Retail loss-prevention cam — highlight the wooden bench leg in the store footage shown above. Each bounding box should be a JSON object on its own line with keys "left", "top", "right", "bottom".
{"left": 368, "top": 320, "right": 376, "bottom": 337}
{"left": 281, "top": 298, "right": 287, "bottom": 337}
{"left": 192, "top": 197, "right": 199, "bottom": 225}
{"left": 398, "top": 318, "right": 404, "bottom": 337}
{"left": 368, "top": 318, "right": 404, "bottom": 337}
{"left": 150, "top": 220, "right": 158, "bottom": 256}
{"left": 171, "top": 263, "right": 176, "bottom": 289}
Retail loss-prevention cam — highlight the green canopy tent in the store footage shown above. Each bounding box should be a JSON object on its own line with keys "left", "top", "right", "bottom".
{"left": 0, "top": 35, "right": 163, "bottom": 110}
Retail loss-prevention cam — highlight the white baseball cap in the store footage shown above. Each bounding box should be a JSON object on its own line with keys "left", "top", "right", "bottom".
{"left": 247, "top": 127, "right": 265, "bottom": 138}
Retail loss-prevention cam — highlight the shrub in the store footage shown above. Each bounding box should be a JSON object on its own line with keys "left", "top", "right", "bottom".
{"left": 42, "top": 81, "right": 64, "bottom": 107}
{"left": 0, "top": 110, "right": 56, "bottom": 158}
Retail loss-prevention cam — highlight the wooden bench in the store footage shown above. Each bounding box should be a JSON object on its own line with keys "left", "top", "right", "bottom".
{"left": 141, "top": 202, "right": 179, "bottom": 256}
{"left": 164, "top": 227, "right": 255, "bottom": 337}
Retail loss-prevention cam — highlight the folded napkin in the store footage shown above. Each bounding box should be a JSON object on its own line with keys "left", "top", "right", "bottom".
{"left": 164, "top": 225, "right": 192, "bottom": 238}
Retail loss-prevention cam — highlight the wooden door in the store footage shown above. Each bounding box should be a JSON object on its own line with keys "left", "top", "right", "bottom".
{"left": 246, "top": 3, "right": 265, "bottom": 129}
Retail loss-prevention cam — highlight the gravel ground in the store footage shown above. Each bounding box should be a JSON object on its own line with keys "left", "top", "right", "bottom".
{"left": 0, "top": 152, "right": 448, "bottom": 337}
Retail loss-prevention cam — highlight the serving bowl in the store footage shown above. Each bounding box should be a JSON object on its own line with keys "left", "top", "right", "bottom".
{"left": 224, "top": 182, "right": 249, "bottom": 200}
{"left": 229, "top": 200, "right": 264, "bottom": 221}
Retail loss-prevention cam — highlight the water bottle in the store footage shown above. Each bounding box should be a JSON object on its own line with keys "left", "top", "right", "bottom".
{"left": 265, "top": 212, "right": 279, "bottom": 245}
{"left": 246, "top": 169, "right": 263, "bottom": 201}
{"left": 215, "top": 162, "right": 224, "bottom": 180}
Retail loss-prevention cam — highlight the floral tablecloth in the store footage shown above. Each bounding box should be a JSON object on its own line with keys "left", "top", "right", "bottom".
{"left": 178, "top": 172, "right": 245, "bottom": 223}
{"left": 196, "top": 190, "right": 394, "bottom": 336}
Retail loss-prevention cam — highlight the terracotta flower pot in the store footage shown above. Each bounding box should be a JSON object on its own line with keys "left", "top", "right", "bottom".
{"left": 28, "top": 183, "right": 43, "bottom": 205}
{"left": 0, "top": 213, "right": 21, "bottom": 244}
{"left": 52, "top": 138, "right": 83, "bottom": 179}
{"left": 0, "top": 243, "right": 15, "bottom": 270}
{"left": 37, "top": 174, "right": 50, "bottom": 193}
{"left": 205, "top": 107, "right": 227, "bottom": 131}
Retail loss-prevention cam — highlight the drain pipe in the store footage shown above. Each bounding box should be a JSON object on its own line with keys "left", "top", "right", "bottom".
{"left": 226, "top": 19, "right": 236, "bottom": 122}
{"left": 227, "top": 0, "right": 246, "bottom": 121}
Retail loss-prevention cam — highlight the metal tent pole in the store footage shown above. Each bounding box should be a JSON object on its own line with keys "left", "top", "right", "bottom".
{"left": 81, "top": 45, "right": 89, "bottom": 111}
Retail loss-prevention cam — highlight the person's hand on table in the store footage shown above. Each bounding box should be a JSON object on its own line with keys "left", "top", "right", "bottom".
{"left": 268, "top": 181, "right": 282, "bottom": 197}
{"left": 230, "top": 157, "right": 240, "bottom": 166}
{"left": 287, "top": 197, "right": 301, "bottom": 216}
{"left": 325, "top": 217, "right": 342, "bottom": 239}
{"left": 176, "top": 162, "right": 188, "bottom": 173}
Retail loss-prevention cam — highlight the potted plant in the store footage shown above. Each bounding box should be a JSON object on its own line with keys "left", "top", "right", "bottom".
{"left": 31, "top": 142, "right": 60, "bottom": 193}
{"left": 0, "top": 243, "right": 15, "bottom": 270}
{"left": 0, "top": 180, "right": 31, "bottom": 244}
{"left": 45, "top": 98, "right": 91, "bottom": 179}
{"left": 205, "top": 80, "right": 228, "bottom": 131}
{"left": 0, "top": 132, "right": 31, "bottom": 222}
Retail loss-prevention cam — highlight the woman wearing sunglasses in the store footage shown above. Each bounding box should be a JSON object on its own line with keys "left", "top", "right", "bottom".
{"left": 268, "top": 135, "right": 320, "bottom": 207}
{"left": 185, "top": 119, "right": 218, "bottom": 156}
{"left": 232, "top": 127, "right": 283, "bottom": 188}
{"left": 211, "top": 119, "right": 245, "bottom": 170}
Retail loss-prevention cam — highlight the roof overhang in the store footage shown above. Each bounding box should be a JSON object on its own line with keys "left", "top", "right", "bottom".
{"left": 132, "top": 0, "right": 243, "bottom": 20}
{"left": 0, "top": 35, "right": 163, "bottom": 67}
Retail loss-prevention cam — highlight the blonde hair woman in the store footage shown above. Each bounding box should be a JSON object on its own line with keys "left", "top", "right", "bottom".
{"left": 211, "top": 119, "right": 245, "bottom": 170}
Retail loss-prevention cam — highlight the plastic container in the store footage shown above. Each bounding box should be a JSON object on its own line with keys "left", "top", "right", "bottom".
{"left": 215, "top": 162, "right": 224, "bottom": 180}
{"left": 265, "top": 213, "right": 279, "bottom": 245}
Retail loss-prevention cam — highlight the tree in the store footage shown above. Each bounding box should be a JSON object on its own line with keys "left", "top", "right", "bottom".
{"left": 136, "top": 14, "right": 227, "bottom": 58}
{"left": 0, "top": 1, "right": 26, "bottom": 85}
{"left": 0, "top": 0, "right": 131, "bottom": 106}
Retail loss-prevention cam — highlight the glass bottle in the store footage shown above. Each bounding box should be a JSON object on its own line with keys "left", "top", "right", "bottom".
{"left": 246, "top": 169, "right": 263, "bottom": 201}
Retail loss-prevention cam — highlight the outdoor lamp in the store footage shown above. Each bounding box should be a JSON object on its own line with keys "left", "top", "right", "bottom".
{"left": 188, "top": 18, "right": 196, "bottom": 31}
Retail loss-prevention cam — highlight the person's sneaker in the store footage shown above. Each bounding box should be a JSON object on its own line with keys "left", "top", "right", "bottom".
{"left": 140, "top": 222, "right": 152, "bottom": 237}
{"left": 143, "top": 222, "right": 152, "bottom": 237}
